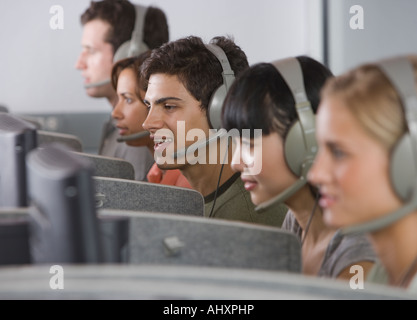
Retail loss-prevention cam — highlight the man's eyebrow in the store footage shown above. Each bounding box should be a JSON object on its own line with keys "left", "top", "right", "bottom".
{"left": 144, "top": 97, "right": 183, "bottom": 105}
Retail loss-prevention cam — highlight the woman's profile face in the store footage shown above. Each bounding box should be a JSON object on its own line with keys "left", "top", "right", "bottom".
{"left": 231, "top": 131, "right": 298, "bottom": 206}
{"left": 112, "top": 68, "right": 150, "bottom": 147}
{"left": 308, "top": 95, "right": 403, "bottom": 229}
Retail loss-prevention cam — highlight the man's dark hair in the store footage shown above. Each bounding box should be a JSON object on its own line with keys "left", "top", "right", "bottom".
{"left": 141, "top": 35, "right": 249, "bottom": 125}
{"left": 81, "top": 0, "right": 169, "bottom": 54}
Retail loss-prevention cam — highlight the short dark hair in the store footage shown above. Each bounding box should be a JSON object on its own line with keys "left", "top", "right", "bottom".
{"left": 222, "top": 56, "right": 333, "bottom": 138}
{"left": 81, "top": 0, "right": 169, "bottom": 54}
{"left": 141, "top": 35, "right": 249, "bottom": 125}
{"left": 143, "top": 7, "right": 169, "bottom": 50}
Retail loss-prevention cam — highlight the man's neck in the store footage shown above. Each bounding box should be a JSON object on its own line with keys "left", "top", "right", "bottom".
{"left": 181, "top": 162, "right": 236, "bottom": 197}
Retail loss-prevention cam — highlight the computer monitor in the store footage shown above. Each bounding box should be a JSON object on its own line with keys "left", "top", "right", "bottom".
{"left": 0, "top": 113, "right": 37, "bottom": 207}
{"left": 0, "top": 209, "right": 31, "bottom": 265}
{"left": 26, "top": 143, "right": 102, "bottom": 264}
{"left": 99, "top": 214, "right": 129, "bottom": 263}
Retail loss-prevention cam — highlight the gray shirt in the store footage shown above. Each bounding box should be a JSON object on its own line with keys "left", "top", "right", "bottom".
{"left": 283, "top": 211, "right": 378, "bottom": 278}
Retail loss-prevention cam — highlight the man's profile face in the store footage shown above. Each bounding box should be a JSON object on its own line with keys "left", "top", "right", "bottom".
{"left": 75, "top": 19, "right": 114, "bottom": 98}
{"left": 143, "top": 73, "right": 211, "bottom": 170}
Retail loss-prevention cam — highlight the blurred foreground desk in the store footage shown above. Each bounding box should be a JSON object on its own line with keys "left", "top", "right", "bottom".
{"left": 0, "top": 264, "right": 414, "bottom": 300}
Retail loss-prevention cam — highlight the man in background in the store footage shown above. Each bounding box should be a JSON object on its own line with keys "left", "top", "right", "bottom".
{"left": 75, "top": 0, "right": 169, "bottom": 180}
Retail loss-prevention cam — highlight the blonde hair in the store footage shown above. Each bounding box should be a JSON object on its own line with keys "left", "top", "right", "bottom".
{"left": 321, "top": 56, "right": 417, "bottom": 151}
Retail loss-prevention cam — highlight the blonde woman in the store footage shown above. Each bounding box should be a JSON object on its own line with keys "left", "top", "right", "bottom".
{"left": 309, "top": 55, "right": 417, "bottom": 290}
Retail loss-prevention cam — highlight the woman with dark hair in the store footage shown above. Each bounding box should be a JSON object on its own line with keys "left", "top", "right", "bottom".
{"left": 111, "top": 52, "right": 153, "bottom": 149}
{"left": 222, "top": 56, "right": 377, "bottom": 280}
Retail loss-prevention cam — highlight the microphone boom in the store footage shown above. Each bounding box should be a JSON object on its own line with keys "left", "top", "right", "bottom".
{"left": 117, "top": 130, "right": 150, "bottom": 142}
{"left": 84, "top": 79, "right": 111, "bottom": 89}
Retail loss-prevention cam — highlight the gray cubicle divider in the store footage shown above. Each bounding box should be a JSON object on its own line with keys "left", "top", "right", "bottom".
{"left": 73, "top": 152, "right": 135, "bottom": 180}
{"left": 94, "top": 177, "right": 204, "bottom": 216}
{"left": 37, "top": 130, "right": 83, "bottom": 152}
{"left": 100, "top": 210, "right": 301, "bottom": 271}
{"left": 19, "top": 112, "right": 110, "bottom": 154}
{"left": 0, "top": 208, "right": 416, "bottom": 300}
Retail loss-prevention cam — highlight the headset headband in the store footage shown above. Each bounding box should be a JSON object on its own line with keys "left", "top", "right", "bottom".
{"left": 379, "top": 58, "right": 417, "bottom": 158}
{"left": 272, "top": 58, "right": 317, "bottom": 159}
{"left": 205, "top": 44, "right": 235, "bottom": 92}
{"left": 113, "top": 4, "right": 149, "bottom": 63}
{"left": 130, "top": 4, "right": 148, "bottom": 56}
{"left": 205, "top": 43, "right": 235, "bottom": 130}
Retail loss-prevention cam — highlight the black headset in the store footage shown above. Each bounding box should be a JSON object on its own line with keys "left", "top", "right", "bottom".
{"left": 342, "top": 56, "right": 417, "bottom": 234}
{"left": 256, "top": 57, "right": 317, "bottom": 210}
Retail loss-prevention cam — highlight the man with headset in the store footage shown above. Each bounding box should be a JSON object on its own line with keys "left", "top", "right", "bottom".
{"left": 141, "top": 36, "right": 288, "bottom": 226}
{"left": 75, "top": 0, "right": 169, "bottom": 181}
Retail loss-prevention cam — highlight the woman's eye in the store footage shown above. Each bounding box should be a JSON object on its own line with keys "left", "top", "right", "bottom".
{"left": 331, "top": 147, "right": 346, "bottom": 159}
{"left": 126, "top": 98, "right": 133, "bottom": 104}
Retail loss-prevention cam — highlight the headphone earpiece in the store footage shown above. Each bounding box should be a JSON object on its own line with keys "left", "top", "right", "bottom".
{"left": 391, "top": 134, "right": 416, "bottom": 200}
{"left": 284, "top": 121, "right": 314, "bottom": 176}
{"left": 113, "top": 5, "right": 149, "bottom": 63}
{"left": 272, "top": 58, "right": 317, "bottom": 179}
{"left": 377, "top": 57, "right": 417, "bottom": 202}
{"left": 205, "top": 44, "right": 235, "bottom": 130}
